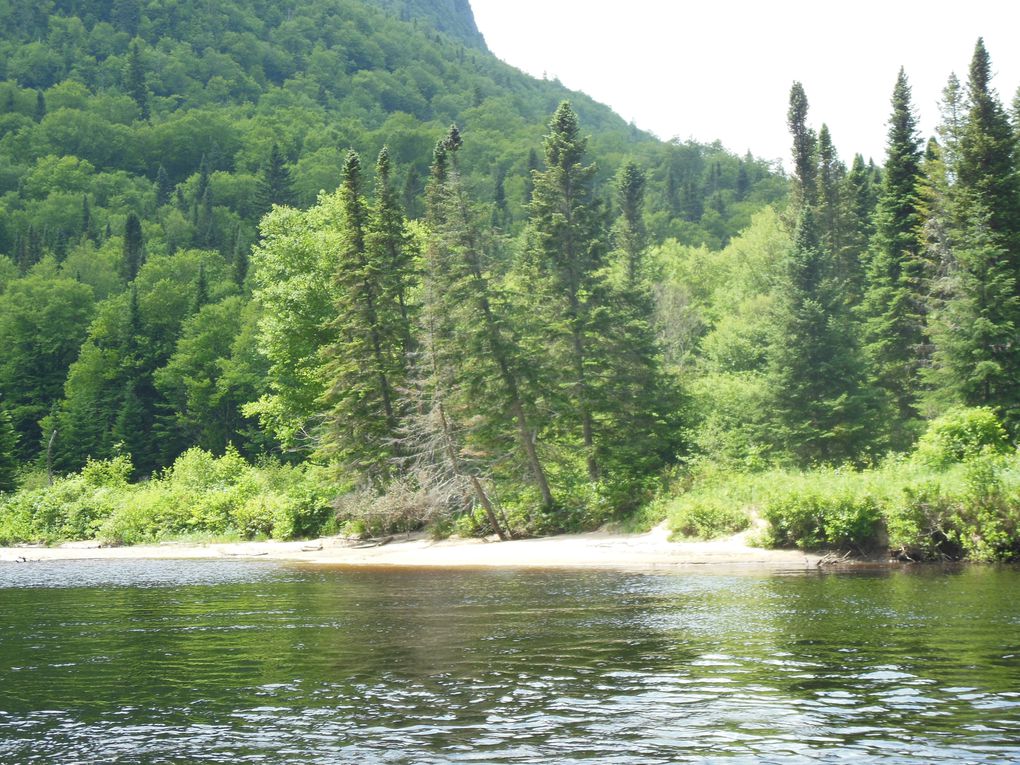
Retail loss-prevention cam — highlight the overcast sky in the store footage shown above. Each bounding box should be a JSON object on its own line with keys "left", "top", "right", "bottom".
{"left": 469, "top": 0, "right": 1020, "bottom": 167}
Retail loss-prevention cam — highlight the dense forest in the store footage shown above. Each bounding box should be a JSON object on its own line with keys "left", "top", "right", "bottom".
{"left": 0, "top": 0, "right": 1017, "bottom": 560}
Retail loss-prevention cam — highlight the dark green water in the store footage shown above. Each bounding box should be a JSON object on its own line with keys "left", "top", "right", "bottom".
{"left": 0, "top": 562, "right": 1018, "bottom": 764}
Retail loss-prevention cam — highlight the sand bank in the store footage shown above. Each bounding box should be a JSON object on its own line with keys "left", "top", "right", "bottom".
{"left": 0, "top": 524, "right": 822, "bottom": 571}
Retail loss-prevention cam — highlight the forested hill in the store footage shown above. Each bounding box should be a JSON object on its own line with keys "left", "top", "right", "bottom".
{"left": 0, "top": 0, "right": 785, "bottom": 260}
{"left": 0, "top": 0, "right": 785, "bottom": 495}
{"left": 371, "top": 0, "right": 488, "bottom": 49}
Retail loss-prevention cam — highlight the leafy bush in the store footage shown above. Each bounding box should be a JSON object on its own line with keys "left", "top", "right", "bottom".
{"left": 915, "top": 407, "right": 1010, "bottom": 469}
{"left": 670, "top": 496, "right": 750, "bottom": 539}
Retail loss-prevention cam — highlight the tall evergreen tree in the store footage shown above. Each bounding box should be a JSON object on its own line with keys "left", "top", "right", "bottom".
{"left": 317, "top": 151, "right": 405, "bottom": 481}
{"left": 615, "top": 161, "right": 647, "bottom": 285}
{"left": 0, "top": 404, "right": 19, "bottom": 492}
{"left": 927, "top": 39, "right": 1020, "bottom": 432}
{"left": 418, "top": 128, "right": 554, "bottom": 511}
{"left": 121, "top": 213, "right": 144, "bottom": 282}
{"left": 33, "top": 90, "right": 45, "bottom": 122}
{"left": 767, "top": 209, "right": 879, "bottom": 463}
{"left": 254, "top": 143, "right": 296, "bottom": 216}
{"left": 155, "top": 165, "right": 172, "bottom": 207}
{"left": 788, "top": 82, "right": 817, "bottom": 202}
{"left": 366, "top": 146, "right": 416, "bottom": 358}
{"left": 527, "top": 101, "right": 608, "bottom": 481}
{"left": 861, "top": 69, "right": 927, "bottom": 449}
{"left": 125, "top": 40, "right": 150, "bottom": 121}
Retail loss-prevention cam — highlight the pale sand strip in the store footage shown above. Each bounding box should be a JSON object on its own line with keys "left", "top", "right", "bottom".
{"left": 0, "top": 524, "right": 822, "bottom": 570}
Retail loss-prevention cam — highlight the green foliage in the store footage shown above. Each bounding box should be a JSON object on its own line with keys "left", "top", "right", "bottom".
{"left": 0, "top": 448, "right": 336, "bottom": 546}
{"left": 670, "top": 496, "right": 750, "bottom": 540}
{"left": 0, "top": 405, "right": 19, "bottom": 492}
{"left": 914, "top": 406, "right": 1009, "bottom": 469}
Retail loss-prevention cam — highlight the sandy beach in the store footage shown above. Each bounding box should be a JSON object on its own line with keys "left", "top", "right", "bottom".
{"left": 0, "top": 524, "right": 823, "bottom": 570}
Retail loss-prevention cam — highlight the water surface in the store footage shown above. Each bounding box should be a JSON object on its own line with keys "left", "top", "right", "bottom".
{"left": 0, "top": 560, "right": 1018, "bottom": 763}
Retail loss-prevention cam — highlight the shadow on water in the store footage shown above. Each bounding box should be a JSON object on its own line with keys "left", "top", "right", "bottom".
{"left": 0, "top": 560, "right": 1018, "bottom": 763}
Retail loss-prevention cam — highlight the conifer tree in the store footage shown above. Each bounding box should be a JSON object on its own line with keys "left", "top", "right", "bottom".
{"left": 121, "top": 213, "right": 144, "bottom": 282}
{"left": 155, "top": 165, "right": 172, "bottom": 207}
{"left": 81, "top": 194, "right": 93, "bottom": 241}
{"left": 254, "top": 143, "right": 296, "bottom": 216}
{"left": 788, "top": 82, "right": 817, "bottom": 202}
{"left": 418, "top": 127, "right": 553, "bottom": 511}
{"left": 125, "top": 40, "right": 150, "bottom": 121}
{"left": 861, "top": 69, "right": 927, "bottom": 448}
{"left": 767, "top": 210, "right": 878, "bottom": 463}
{"left": 34, "top": 90, "right": 45, "bottom": 122}
{"left": 815, "top": 124, "right": 847, "bottom": 285}
{"left": 927, "top": 39, "right": 1020, "bottom": 432}
{"left": 317, "top": 151, "right": 405, "bottom": 481}
{"left": 0, "top": 404, "right": 19, "bottom": 493}
{"left": 366, "top": 146, "right": 416, "bottom": 357}
{"left": 527, "top": 101, "right": 608, "bottom": 481}
{"left": 615, "top": 161, "right": 647, "bottom": 285}
{"left": 192, "top": 263, "right": 209, "bottom": 313}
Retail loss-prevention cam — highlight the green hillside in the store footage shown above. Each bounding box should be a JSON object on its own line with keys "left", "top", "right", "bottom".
{"left": 0, "top": 0, "right": 789, "bottom": 545}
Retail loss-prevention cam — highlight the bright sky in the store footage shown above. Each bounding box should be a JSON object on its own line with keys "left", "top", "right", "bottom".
{"left": 470, "top": 0, "right": 1020, "bottom": 167}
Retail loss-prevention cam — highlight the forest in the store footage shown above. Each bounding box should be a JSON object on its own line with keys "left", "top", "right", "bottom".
{"left": 0, "top": 0, "right": 1017, "bottom": 561}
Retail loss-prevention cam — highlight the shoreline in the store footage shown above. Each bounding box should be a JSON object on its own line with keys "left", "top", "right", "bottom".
{"left": 0, "top": 524, "right": 828, "bottom": 571}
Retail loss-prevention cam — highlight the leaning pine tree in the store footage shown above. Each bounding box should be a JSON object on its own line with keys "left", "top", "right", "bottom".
{"left": 404, "top": 126, "right": 553, "bottom": 528}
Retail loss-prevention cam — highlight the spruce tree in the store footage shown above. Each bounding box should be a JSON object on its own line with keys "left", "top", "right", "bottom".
{"left": 768, "top": 210, "right": 878, "bottom": 463}
{"left": 81, "top": 194, "right": 93, "bottom": 241}
{"left": 527, "top": 101, "right": 608, "bottom": 481}
{"left": 155, "top": 165, "right": 172, "bottom": 207}
{"left": 366, "top": 146, "right": 416, "bottom": 358}
{"left": 317, "top": 151, "right": 405, "bottom": 481}
{"left": 0, "top": 405, "right": 19, "bottom": 493}
{"left": 121, "top": 213, "right": 144, "bottom": 282}
{"left": 34, "top": 90, "right": 45, "bottom": 122}
{"left": 125, "top": 40, "right": 149, "bottom": 121}
{"left": 615, "top": 161, "right": 647, "bottom": 285}
{"left": 861, "top": 69, "right": 927, "bottom": 449}
{"left": 192, "top": 263, "right": 209, "bottom": 313}
{"left": 418, "top": 128, "right": 554, "bottom": 511}
{"left": 927, "top": 40, "right": 1020, "bottom": 432}
{"left": 788, "top": 82, "right": 817, "bottom": 202}
{"left": 254, "top": 143, "right": 296, "bottom": 216}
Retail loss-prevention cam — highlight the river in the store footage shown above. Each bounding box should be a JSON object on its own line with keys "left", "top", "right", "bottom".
{"left": 0, "top": 561, "right": 1018, "bottom": 763}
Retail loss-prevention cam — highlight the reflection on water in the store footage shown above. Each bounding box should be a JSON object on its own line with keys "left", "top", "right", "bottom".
{"left": 0, "top": 561, "right": 1018, "bottom": 763}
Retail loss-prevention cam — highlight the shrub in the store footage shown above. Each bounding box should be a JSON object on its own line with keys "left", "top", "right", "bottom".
{"left": 670, "top": 496, "right": 750, "bottom": 539}
{"left": 762, "top": 488, "right": 883, "bottom": 551}
{"left": 915, "top": 407, "right": 1010, "bottom": 470}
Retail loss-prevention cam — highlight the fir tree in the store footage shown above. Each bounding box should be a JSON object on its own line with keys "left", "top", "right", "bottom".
{"left": 81, "top": 194, "right": 93, "bottom": 241}
{"left": 125, "top": 40, "right": 150, "bottom": 121}
{"left": 192, "top": 263, "right": 209, "bottom": 313}
{"left": 768, "top": 210, "right": 879, "bottom": 463}
{"left": 927, "top": 39, "right": 1020, "bottom": 432}
{"left": 788, "top": 81, "right": 817, "bottom": 202}
{"left": 155, "top": 165, "right": 172, "bottom": 207}
{"left": 420, "top": 128, "right": 554, "bottom": 510}
{"left": 317, "top": 151, "right": 405, "bottom": 481}
{"left": 615, "top": 161, "right": 648, "bottom": 285}
{"left": 861, "top": 69, "right": 927, "bottom": 449}
{"left": 34, "top": 90, "right": 45, "bottom": 122}
{"left": 121, "top": 213, "right": 144, "bottom": 282}
{"left": 254, "top": 143, "right": 296, "bottom": 216}
{"left": 527, "top": 101, "right": 608, "bottom": 481}
{"left": 0, "top": 405, "right": 19, "bottom": 493}
{"left": 367, "top": 146, "right": 416, "bottom": 358}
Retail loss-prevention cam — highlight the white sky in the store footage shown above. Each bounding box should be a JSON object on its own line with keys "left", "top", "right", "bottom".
{"left": 469, "top": 0, "right": 1020, "bottom": 167}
